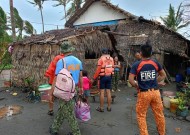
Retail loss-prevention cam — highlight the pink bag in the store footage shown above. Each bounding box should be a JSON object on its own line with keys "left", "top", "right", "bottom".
{"left": 75, "top": 100, "right": 91, "bottom": 122}
{"left": 53, "top": 59, "right": 75, "bottom": 101}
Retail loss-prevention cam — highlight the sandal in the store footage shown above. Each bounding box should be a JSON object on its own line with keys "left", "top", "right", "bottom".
{"left": 96, "top": 107, "right": 104, "bottom": 112}
{"left": 107, "top": 107, "right": 111, "bottom": 112}
{"left": 48, "top": 110, "right": 54, "bottom": 116}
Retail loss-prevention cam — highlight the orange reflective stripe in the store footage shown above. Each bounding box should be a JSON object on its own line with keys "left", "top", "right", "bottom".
{"left": 137, "top": 60, "right": 159, "bottom": 75}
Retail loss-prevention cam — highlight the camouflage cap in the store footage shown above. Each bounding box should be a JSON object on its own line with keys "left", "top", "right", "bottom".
{"left": 60, "top": 41, "right": 75, "bottom": 53}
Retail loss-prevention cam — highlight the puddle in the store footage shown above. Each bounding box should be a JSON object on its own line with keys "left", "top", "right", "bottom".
{"left": 0, "top": 105, "right": 23, "bottom": 120}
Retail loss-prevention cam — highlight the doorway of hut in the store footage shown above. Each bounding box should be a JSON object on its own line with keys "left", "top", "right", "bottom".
{"left": 164, "top": 53, "right": 187, "bottom": 81}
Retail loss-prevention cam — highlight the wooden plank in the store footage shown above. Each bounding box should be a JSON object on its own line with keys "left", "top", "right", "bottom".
{"left": 163, "top": 65, "right": 171, "bottom": 84}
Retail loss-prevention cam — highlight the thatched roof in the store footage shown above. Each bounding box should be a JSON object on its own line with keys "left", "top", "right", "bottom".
{"left": 10, "top": 26, "right": 108, "bottom": 46}
{"left": 65, "top": 0, "right": 137, "bottom": 27}
{"left": 137, "top": 17, "right": 190, "bottom": 45}
{"left": 64, "top": 0, "right": 190, "bottom": 45}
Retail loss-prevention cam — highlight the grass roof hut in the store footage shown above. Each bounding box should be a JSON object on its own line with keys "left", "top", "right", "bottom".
{"left": 10, "top": 26, "right": 113, "bottom": 87}
{"left": 10, "top": 0, "right": 190, "bottom": 87}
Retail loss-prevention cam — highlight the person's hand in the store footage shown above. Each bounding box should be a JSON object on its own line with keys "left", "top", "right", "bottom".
{"left": 79, "top": 88, "right": 83, "bottom": 95}
{"left": 91, "top": 79, "right": 96, "bottom": 86}
{"left": 91, "top": 79, "right": 94, "bottom": 84}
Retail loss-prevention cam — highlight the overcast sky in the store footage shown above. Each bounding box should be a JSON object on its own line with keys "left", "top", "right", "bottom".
{"left": 0, "top": 0, "right": 187, "bottom": 35}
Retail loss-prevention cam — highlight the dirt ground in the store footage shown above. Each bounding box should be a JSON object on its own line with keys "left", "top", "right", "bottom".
{"left": 0, "top": 83, "right": 190, "bottom": 135}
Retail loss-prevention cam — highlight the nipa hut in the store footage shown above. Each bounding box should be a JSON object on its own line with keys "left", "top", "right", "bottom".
{"left": 10, "top": 26, "right": 113, "bottom": 87}
{"left": 10, "top": 0, "right": 190, "bottom": 87}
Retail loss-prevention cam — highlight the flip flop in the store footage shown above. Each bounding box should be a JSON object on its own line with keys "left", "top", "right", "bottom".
{"left": 48, "top": 110, "right": 54, "bottom": 116}
{"left": 96, "top": 107, "right": 104, "bottom": 112}
{"left": 107, "top": 107, "right": 111, "bottom": 112}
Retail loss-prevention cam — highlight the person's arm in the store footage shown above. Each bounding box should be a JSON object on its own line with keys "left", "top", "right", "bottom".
{"left": 79, "top": 70, "right": 83, "bottom": 95}
{"left": 155, "top": 61, "right": 166, "bottom": 83}
{"left": 49, "top": 76, "right": 56, "bottom": 103}
{"left": 128, "top": 62, "right": 138, "bottom": 89}
{"left": 129, "top": 74, "right": 138, "bottom": 88}
{"left": 88, "top": 78, "right": 92, "bottom": 89}
{"left": 93, "top": 59, "right": 102, "bottom": 80}
{"left": 115, "top": 61, "right": 121, "bottom": 68}
{"left": 157, "top": 69, "right": 166, "bottom": 83}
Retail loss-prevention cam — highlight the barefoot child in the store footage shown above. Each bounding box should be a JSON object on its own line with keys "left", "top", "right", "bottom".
{"left": 82, "top": 70, "right": 91, "bottom": 104}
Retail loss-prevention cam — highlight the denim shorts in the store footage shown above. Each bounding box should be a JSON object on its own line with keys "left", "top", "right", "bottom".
{"left": 99, "top": 76, "right": 112, "bottom": 90}
{"left": 83, "top": 90, "right": 90, "bottom": 97}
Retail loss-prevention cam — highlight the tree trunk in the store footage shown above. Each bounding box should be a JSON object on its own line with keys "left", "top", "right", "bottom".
{"left": 9, "top": 0, "right": 16, "bottom": 41}
{"left": 40, "top": 9, "right": 44, "bottom": 33}
{"left": 64, "top": 5, "right": 67, "bottom": 22}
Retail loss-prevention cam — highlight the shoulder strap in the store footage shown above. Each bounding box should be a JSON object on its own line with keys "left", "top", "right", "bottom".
{"left": 61, "top": 59, "right": 66, "bottom": 69}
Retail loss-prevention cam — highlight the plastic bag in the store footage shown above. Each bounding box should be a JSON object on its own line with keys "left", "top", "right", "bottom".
{"left": 75, "top": 100, "right": 91, "bottom": 122}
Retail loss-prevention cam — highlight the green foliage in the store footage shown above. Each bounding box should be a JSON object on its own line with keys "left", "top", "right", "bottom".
{"left": 24, "top": 77, "right": 35, "bottom": 87}
{"left": 14, "top": 8, "right": 24, "bottom": 40}
{"left": 176, "top": 92, "right": 188, "bottom": 111}
{"left": 0, "top": 64, "right": 13, "bottom": 70}
{"left": 24, "top": 21, "right": 35, "bottom": 34}
{"left": 0, "top": 7, "right": 6, "bottom": 25}
{"left": 0, "top": 7, "right": 12, "bottom": 71}
{"left": 67, "top": 0, "right": 83, "bottom": 18}
{"left": 52, "top": 0, "right": 71, "bottom": 20}
{"left": 28, "top": 0, "right": 47, "bottom": 9}
{"left": 52, "top": 0, "right": 85, "bottom": 20}
{"left": 28, "top": 0, "right": 46, "bottom": 33}
{"left": 0, "top": 50, "right": 12, "bottom": 73}
{"left": 0, "top": 7, "right": 7, "bottom": 38}
{"left": 160, "top": 3, "right": 190, "bottom": 31}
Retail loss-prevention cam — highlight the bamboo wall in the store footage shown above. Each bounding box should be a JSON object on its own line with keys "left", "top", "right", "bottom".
{"left": 11, "top": 22, "right": 189, "bottom": 87}
{"left": 11, "top": 30, "right": 112, "bottom": 87}
{"left": 111, "top": 21, "right": 188, "bottom": 66}
{"left": 12, "top": 44, "right": 60, "bottom": 87}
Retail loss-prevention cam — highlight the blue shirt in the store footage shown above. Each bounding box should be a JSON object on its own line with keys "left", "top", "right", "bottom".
{"left": 130, "top": 59, "right": 162, "bottom": 90}
{"left": 114, "top": 67, "right": 120, "bottom": 72}
{"left": 55, "top": 55, "right": 83, "bottom": 85}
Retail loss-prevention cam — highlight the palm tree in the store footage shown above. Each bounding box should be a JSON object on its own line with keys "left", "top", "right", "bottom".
{"left": 9, "top": 0, "right": 16, "bottom": 41}
{"left": 52, "top": 0, "right": 71, "bottom": 21}
{"left": 66, "top": 0, "right": 83, "bottom": 19}
{"left": 28, "top": 0, "right": 46, "bottom": 33}
{"left": 24, "top": 21, "right": 35, "bottom": 35}
{"left": 13, "top": 8, "right": 24, "bottom": 40}
{"left": 0, "top": 7, "right": 7, "bottom": 38}
{"left": 160, "top": 3, "right": 190, "bottom": 31}
{"left": 0, "top": 7, "right": 12, "bottom": 67}
{"left": 13, "top": 7, "right": 35, "bottom": 40}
